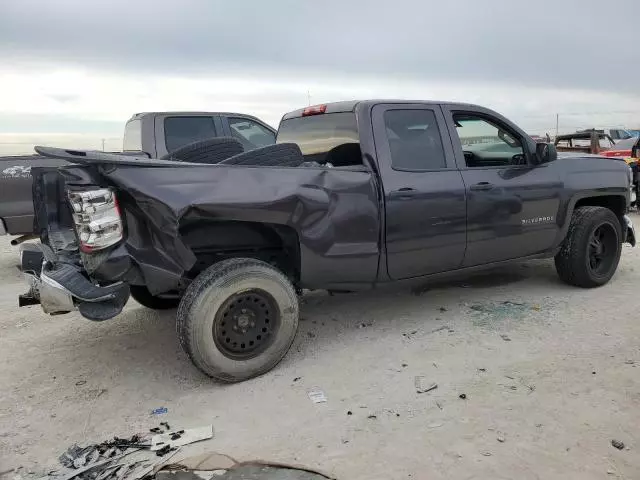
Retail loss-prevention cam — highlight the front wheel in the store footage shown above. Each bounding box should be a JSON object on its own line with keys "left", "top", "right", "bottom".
{"left": 555, "top": 206, "right": 622, "bottom": 288}
{"left": 176, "top": 258, "right": 299, "bottom": 382}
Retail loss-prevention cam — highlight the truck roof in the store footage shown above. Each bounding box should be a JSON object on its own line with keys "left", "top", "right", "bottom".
{"left": 127, "top": 111, "right": 268, "bottom": 122}
{"left": 281, "top": 99, "right": 483, "bottom": 120}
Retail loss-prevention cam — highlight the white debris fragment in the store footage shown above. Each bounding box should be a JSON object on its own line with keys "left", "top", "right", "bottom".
{"left": 307, "top": 389, "right": 327, "bottom": 404}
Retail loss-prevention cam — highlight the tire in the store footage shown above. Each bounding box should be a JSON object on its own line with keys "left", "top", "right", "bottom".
{"left": 554, "top": 206, "right": 622, "bottom": 288}
{"left": 177, "top": 258, "right": 299, "bottom": 382}
{"left": 219, "top": 143, "right": 304, "bottom": 167}
{"left": 161, "top": 137, "right": 244, "bottom": 164}
{"left": 130, "top": 285, "right": 180, "bottom": 310}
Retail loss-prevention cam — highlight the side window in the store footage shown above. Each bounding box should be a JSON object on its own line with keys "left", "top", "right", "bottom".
{"left": 383, "top": 109, "right": 447, "bottom": 170}
{"left": 453, "top": 114, "right": 525, "bottom": 168}
{"left": 164, "top": 116, "right": 216, "bottom": 152}
{"left": 228, "top": 117, "right": 275, "bottom": 150}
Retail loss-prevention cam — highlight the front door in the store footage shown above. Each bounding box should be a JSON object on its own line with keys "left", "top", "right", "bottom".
{"left": 441, "top": 106, "right": 562, "bottom": 267}
{"left": 372, "top": 104, "right": 467, "bottom": 279}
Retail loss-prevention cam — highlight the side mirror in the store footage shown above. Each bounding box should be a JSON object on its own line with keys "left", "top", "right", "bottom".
{"left": 535, "top": 142, "right": 557, "bottom": 164}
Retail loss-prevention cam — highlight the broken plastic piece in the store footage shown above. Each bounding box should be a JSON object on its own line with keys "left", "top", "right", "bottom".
{"left": 151, "top": 407, "right": 168, "bottom": 415}
{"left": 151, "top": 425, "right": 213, "bottom": 452}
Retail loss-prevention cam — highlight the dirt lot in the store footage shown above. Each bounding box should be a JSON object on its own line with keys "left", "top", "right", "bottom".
{"left": 1, "top": 216, "right": 639, "bottom": 479}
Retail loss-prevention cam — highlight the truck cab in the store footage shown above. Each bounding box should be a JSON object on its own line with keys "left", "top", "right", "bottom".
{"left": 123, "top": 111, "right": 276, "bottom": 157}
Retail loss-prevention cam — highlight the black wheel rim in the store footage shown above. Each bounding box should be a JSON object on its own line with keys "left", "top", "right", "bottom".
{"left": 587, "top": 222, "right": 618, "bottom": 276}
{"left": 213, "top": 289, "right": 280, "bottom": 360}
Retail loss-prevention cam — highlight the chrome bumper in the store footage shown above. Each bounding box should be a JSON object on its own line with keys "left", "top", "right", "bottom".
{"left": 18, "top": 245, "right": 130, "bottom": 320}
{"left": 21, "top": 270, "right": 76, "bottom": 314}
{"left": 624, "top": 214, "right": 636, "bottom": 247}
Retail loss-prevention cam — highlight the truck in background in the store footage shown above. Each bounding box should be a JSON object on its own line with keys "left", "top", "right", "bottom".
{"left": 0, "top": 112, "right": 276, "bottom": 236}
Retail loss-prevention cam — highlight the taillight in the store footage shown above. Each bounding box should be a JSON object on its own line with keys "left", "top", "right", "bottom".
{"left": 67, "top": 188, "right": 123, "bottom": 252}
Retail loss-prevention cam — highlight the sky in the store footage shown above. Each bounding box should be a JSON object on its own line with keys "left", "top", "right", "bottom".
{"left": 1, "top": 0, "right": 640, "bottom": 154}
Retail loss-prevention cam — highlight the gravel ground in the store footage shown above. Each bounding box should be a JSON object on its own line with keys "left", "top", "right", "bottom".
{"left": 1, "top": 215, "right": 639, "bottom": 479}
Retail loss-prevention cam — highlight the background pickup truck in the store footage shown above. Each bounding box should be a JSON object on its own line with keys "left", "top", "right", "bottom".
{"left": 22, "top": 100, "right": 635, "bottom": 382}
{"left": 0, "top": 111, "right": 275, "bottom": 236}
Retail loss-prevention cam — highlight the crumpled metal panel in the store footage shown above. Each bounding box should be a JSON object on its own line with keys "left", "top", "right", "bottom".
{"left": 33, "top": 149, "right": 381, "bottom": 294}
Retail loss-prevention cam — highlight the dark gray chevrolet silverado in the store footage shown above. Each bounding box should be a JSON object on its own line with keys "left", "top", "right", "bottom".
{"left": 19, "top": 100, "right": 635, "bottom": 382}
{"left": 0, "top": 111, "right": 275, "bottom": 236}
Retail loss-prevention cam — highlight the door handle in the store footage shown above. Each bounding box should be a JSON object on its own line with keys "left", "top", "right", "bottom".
{"left": 469, "top": 182, "right": 494, "bottom": 191}
{"left": 389, "top": 187, "right": 418, "bottom": 200}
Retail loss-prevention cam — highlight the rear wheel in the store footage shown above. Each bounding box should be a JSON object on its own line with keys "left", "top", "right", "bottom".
{"left": 130, "top": 285, "right": 180, "bottom": 310}
{"left": 176, "top": 258, "right": 299, "bottom": 382}
{"left": 555, "top": 206, "right": 622, "bottom": 288}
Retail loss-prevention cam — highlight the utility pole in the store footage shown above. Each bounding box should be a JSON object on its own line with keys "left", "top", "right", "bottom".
{"left": 307, "top": 89, "right": 311, "bottom": 106}
{"left": 101, "top": 138, "right": 105, "bottom": 151}
{"left": 555, "top": 113, "right": 559, "bottom": 139}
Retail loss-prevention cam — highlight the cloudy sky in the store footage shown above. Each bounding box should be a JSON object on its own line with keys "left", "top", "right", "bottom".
{"left": 1, "top": 0, "right": 639, "bottom": 154}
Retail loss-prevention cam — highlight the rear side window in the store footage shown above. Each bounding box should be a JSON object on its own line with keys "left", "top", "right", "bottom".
{"left": 164, "top": 116, "right": 216, "bottom": 152}
{"left": 277, "top": 113, "right": 360, "bottom": 165}
{"left": 384, "top": 109, "right": 446, "bottom": 170}
{"left": 123, "top": 119, "right": 142, "bottom": 151}
{"left": 228, "top": 117, "right": 275, "bottom": 150}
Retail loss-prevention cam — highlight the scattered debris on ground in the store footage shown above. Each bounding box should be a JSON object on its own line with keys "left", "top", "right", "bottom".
{"left": 49, "top": 423, "right": 213, "bottom": 480}
{"left": 430, "top": 325, "right": 454, "bottom": 334}
{"left": 459, "top": 394, "right": 467, "bottom": 400}
{"left": 402, "top": 330, "right": 418, "bottom": 339}
{"left": 611, "top": 439, "right": 625, "bottom": 450}
{"left": 151, "top": 425, "right": 213, "bottom": 452}
{"left": 500, "top": 334, "right": 512, "bottom": 341}
{"left": 497, "top": 433, "right": 506, "bottom": 443}
{"left": 151, "top": 407, "right": 168, "bottom": 416}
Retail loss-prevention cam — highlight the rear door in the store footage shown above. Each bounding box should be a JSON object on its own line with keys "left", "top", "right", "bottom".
{"left": 441, "top": 105, "right": 562, "bottom": 267}
{"left": 372, "top": 103, "right": 467, "bottom": 279}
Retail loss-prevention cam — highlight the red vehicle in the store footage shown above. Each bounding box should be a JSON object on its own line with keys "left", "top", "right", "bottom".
{"left": 598, "top": 137, "right": 639, "bottom": 205}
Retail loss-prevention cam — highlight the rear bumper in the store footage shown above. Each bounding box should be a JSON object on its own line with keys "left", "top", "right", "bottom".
{"left": 18, "top": 245, "right": 130, "bottom": 321}
{"left": 624, "top": 214, "right": 636, "bottom": 247}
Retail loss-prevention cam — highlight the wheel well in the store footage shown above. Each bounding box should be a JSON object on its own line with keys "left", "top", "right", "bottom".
{"left": 179, "top": 220, "right": 300, "bottom": 283}
{"left": 574, "top": 195, "right": 626, "bottom": 225}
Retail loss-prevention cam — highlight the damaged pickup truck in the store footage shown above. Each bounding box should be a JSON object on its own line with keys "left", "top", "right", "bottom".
{"left": 20, "top": 100, "right": 636, "bottom": 382}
